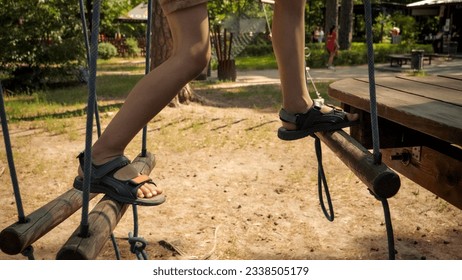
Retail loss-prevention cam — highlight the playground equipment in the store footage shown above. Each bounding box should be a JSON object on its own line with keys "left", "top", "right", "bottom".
{"left": 1, "top": 0, "right": 400, "bottom": 260}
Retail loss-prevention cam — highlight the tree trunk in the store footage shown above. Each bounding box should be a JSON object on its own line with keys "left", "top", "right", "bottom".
{"left": 338, "top": 0, "right": 354, "bottom": 50}
{"left": 324, "top": 0, "right": 338, "bottom": 36}
{"left": 150, "top": 0, "right": 197, "bottom": 107}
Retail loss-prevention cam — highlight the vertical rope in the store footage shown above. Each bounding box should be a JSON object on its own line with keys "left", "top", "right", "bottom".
{"left": 79, "top": 0, "right": 102, "bottom": 137}
{"left": 79, "top": 0, "right": 101, "bottom": 238}
{"left": 126, "top": 0, "right": 154, "bottom": 260}
{"left": 314, "top": 137, "right": 334, "bottom": 221}
{"left": 363, "top": 0, "right": 381, "bottom": 165}
{"left": 364, "top": 0, "right": 395, "bottom": 259}
{"left": 0, "top": 83, "right": 26, "bottom": 224}
{"left": 380, "top": 198, "right": 396, "bottom": 260}
{"left": 141, "top": 0, "right": 153, "bottom": 157}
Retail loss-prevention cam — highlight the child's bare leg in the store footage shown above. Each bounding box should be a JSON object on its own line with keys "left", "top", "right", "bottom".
{"left": 272, "top": 0, "right": 357, "bottom": 131}
{"left": 272, "top": 0, "right": 311, "bottom": 122}
{"left": 81, "top": 3, "right": 210, "bottom": 198}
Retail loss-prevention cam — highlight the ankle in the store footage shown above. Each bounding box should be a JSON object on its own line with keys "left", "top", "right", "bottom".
{"left": 283, "top": 103, "right": 312, "bottom": 115}
{"left": 91, "top": 146, "right": 124, "bottom": 166}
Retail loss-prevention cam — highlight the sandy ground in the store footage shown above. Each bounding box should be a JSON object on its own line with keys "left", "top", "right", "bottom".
{"left": 0, "top": 82, "right": 461, "bottom": 261}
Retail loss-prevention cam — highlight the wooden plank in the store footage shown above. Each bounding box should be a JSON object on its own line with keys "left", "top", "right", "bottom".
{"left": 382, "top": 146, "right": 462, "bottom": 210}
{"left": 56, "top": 152, "right": 164, "bottom": 260}
{"left": 357, "top": 76, "right": 462, "bottom": 106}
{"left": 439, "top": 74, "right": 462, "bottom": 81}
{"left": 329, "top": 78, "right": 462, "bottom": 146}
{"left": 0, "top": 191, "right": 97, "bottom": 255}
{"left": 315, "top": 130, "right": 400, "bottom": 199}
{"left": 396, "top": 75, "right": 462, "bottom": 91}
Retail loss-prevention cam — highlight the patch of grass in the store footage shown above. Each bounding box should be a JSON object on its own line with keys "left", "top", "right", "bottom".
{"left": 3, "top": 75, "right": 141, "bottom": 122}
{"left": 97, "top": 57, "right": 145, "bottom": 72}
{"left": 235, "top": 54, "right": 278, "bottom": 70}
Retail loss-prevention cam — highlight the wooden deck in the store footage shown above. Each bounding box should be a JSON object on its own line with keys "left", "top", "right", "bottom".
{"left": 328, "top": 74, "right": 462, "bottom": 209}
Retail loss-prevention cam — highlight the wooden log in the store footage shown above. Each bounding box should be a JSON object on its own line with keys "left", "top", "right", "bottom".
{"left": 0, "top": 190, "right": 97, "bottom": 255}
{"left": 56, "top": 151, "right": 164, "bottom": 260}
{"left": 315, "top": 130, "right": 401, "bottom": 199}
{"left": 55, "top": 196, "right": 129, "bottom": 260}
{"left": 0, "top": 152, "right": 160, "bottom": 257}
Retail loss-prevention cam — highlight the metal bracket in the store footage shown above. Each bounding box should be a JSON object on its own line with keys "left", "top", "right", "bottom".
{"left": 411, "top": 146, "right": 421, "bottom": 162}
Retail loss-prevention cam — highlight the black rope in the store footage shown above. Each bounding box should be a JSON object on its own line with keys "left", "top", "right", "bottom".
{"left": 364, "top": 0, "right": 396, "bottom": 259}
{"left": 129, "top": 232, "right": 149, "bottom": 260}
{"left": 380, "top": 198, "right": 396, "bottom": 260}
{"left": 313, "top": 136, "right": 334, "bottom": 221}
{"left": 21, "top": 246, "right": 35, "bottom": 260}
{"left": 128, "top": 206, "right": 149, "bottom": 260}
{"left": 363, "top": 0, "right": 381, "bottom": 165}
{"left": 1, "top": 83, "right": 37, "bottom": 260}
{"left": 110, "top": 234, "right": 122, "bottom": 260}
{"left": 79, "top": 0, "right": 102, "bottom": 137}
{"left": 79, "top": 0, "right": 101, "bottom": 238}
{"left": 0, "top": 83, "right": 27, "bottom": 224}
{"left": 1, "top": 83, "right": 38, "bottom": 260}
{"left": 141, "top": 0, "right": 153, "bottom": 157}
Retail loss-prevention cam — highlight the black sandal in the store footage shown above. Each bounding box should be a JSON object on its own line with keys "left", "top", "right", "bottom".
{"left": 277, "top": 104, "right": 359, "bottom": 141}
{"left": 73, "top": 152, "right": 165, "bottom": 206}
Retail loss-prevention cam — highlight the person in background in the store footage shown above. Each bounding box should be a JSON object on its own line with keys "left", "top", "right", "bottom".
{"left": 312, "top": 26, "right": 320, "bottom": 43}
{"left": 318, "top": 27, "right": 324, "bottom": 43}
{"left": 326, "top": 25, "right": 338, "bottom": 70}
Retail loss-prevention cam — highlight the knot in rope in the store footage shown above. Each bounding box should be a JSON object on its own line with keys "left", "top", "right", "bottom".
{"left": 128, "top": 232, "right": 148, "bottom": 260}
{"left": 21, "top": 245, "right": 35, "bottom": 260}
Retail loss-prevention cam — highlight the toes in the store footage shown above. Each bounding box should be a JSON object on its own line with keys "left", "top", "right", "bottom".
{"left": 138, "top": 184, "right": 163, "bottom": 198}
{"left": 137, "top": 189, "right": 145, "bottom": 198}
{"left": 347, "top": 112, "right": 359, "bottom": 121}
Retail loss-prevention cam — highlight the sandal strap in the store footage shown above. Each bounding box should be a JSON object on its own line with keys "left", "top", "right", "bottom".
{"left": 130, "top": 174, "right": 154, "bottom": 185}
{"left": 279, "top": 106, "right": 322, "bottom": 128}
{"left": 279, "top": 105, "right": 347, "bottom": 131}
{"left": 77, "top": 152, "right": 131, "bottom": 180}
{"left": 279, "top": 108, "right": 298, "bottom": 124}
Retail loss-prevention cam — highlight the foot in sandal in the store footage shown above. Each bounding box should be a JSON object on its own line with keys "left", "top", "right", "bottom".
{"left": 74, "top": 152, "right": 164, "bottom": 206}
{"left": 278, "top": 104, "right": 359, "bottom": 141}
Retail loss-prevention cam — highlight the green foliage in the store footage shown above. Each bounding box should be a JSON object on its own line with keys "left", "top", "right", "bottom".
{"left": 124, "top": 38, "right": 141, "bottom": 57}
{"left": 392, "top": 14, "right": 417, "bottom": 44}
{"left": 0, "top": 0, "right": 85, "bottom": 92}
{"left": 238, "top": 35, "right": 273, "bottom": 56}
{"left": 322, "top": 42, "right": 432, "bottom": 66}
{"left": 236, "top": 42, "right": 434, "bottom": 69}
{"left": 372, "top": 13, "right": 394, "bottom": 43}
{"left": 100, "top": 0, "right": 146, "bottom": 37}
{"left": 98, "top": 42, "right": 118, "bottom": 60}
{"left": 371, "top": 12, "right": 418, "bottom": 44}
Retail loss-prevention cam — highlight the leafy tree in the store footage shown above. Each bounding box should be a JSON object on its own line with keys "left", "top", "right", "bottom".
{"left": 0, "top": 0, "right": 85, "bottom": 91}
{"left": 100, "top": 0, "right": 146, "bottom": 38}
{"left": 391, "top": 13, "right": 417, "bottom": 44}
{"left": 339, "top": 0, "right": 354, "bottom": 50}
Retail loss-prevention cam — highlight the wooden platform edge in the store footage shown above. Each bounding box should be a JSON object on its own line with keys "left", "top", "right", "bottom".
{"left": 315, "top": 130, "right": 401, "bottom": 199}
{"left": 56, "top": 152, "right": 164, "bottom": 260}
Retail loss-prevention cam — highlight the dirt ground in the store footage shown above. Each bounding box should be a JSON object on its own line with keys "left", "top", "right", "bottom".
{"left": 1, "top": 82, "right": 461, "bottom": 260}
